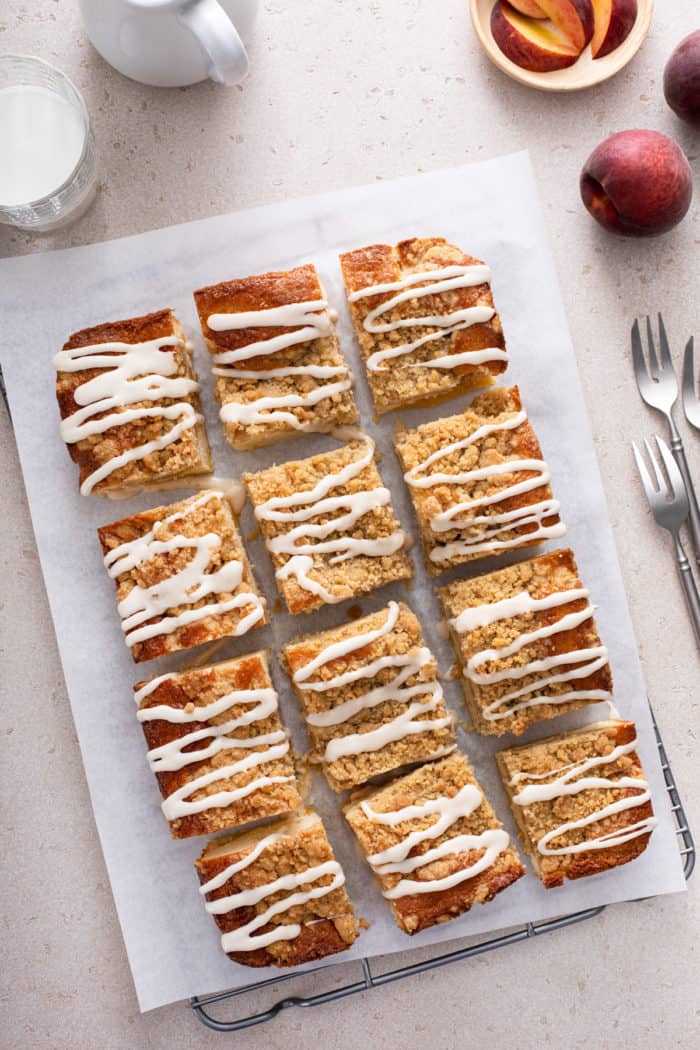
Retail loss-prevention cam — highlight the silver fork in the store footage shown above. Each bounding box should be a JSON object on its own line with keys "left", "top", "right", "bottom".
{"left": 632, "top": 436, "right": 700, "bottom": 646}
{"left": 682, "top": 336, "right": 700, "bottom": 431}
{"left": 631, "top": 314, "right": 700, "bottom": 566}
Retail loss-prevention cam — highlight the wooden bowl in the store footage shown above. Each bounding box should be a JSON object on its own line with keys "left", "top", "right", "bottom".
{"left": 469, "top": 0, "right": 654, "bottom": 92}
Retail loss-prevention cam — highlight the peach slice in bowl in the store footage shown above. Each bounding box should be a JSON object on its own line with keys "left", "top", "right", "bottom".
{"left": 491, "top": 2, "right": 581, "bottom": 72}
{"left": 508, "top": 0, "right": 548, "bottom": 16}
{"left": 470, "top": 0, "right": 653, "bottom": 91}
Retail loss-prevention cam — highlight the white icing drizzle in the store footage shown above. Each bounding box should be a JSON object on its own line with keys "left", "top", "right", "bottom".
{"left": 450, "top": 587, "right": 611, "bottom": 722}
{"left": 361, "top": 782, "right": 510, "bottom": 898}
{"left": 293, "top": 602, "right": 451, "bottom": 762}
{"left": 219, "top": 379, "right": 352, "bottom": 429}
{"left": 254, "top": 434, "right": 405, "bottom": 599}
{"left": 136, "top": 676, "right": 293, "bottom": 819}
{"left": 53, "top": 336, "right": 201, "bottom": 495}
{"left": 161, "top": 747, "right": 292, "bottom": 820}
{"left": 199, "top": 831, "right": 345, "bottom": 953}
{"left": 104, "top": 491, "right": 264, "bottom": 647}
{"left": 347, "top": 264, "right": 505, "bottom": 373}
{"left": 404, "top": 410, "right": 565, "bottom": 563}
{"left": 207, "top": 299, "right": 351, "bottom": 429}
{"left": 510, "top": 734, "right": 657, "bottom": 855}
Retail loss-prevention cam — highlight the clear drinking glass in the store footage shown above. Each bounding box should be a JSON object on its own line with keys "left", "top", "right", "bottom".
{"left": 0, "top": 54, "right": 98, "bottom": 232}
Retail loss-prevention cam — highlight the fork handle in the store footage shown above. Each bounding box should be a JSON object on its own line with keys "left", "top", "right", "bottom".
{"left": 674, "top": 535, "right": 700, "bottom": 647}
{"left": 670, "top": 432, "right": 700, "bottom": 568}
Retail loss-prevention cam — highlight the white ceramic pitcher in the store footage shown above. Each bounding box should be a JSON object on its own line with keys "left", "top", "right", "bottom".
{"left": 79, "top": 0, "right": 258, "bottom": 88}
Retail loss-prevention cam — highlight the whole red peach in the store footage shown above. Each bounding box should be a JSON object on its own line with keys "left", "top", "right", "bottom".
{"left": 580, "top": 130, "right": 693, "bottom": 237}
{"left": 664, "top": 30, "right": 700, "bottom": 128}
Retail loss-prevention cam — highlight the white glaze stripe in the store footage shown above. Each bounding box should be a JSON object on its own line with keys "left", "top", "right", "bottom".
{"left": 348, "top": 263, "right": 502, "bottom": 373}
{"left": 450, "top": 587, "right": 611, "bottom": 721}
{"left": 404, "top": 411, "right": 564, "bottom": 561}
{"left": 207, "top": 298, "right": 351, "bottom": 430}
{"left": 162, "top": 754, "right": 293, "bottom": 819}
{"left": 293, "top": 602, "right": 450, "bottom": 761}
{"left": 219, "top": 379, "right": 352, "bottom": 429}
{"left": 135, "top": 663, "right": 293, "bottom": 821}
{"left": 199, "top": 832, "right": 345, "bottom": 954}
{"left": 254, "top": 435, "right": 404, "bottom": 599}
{"left": 324, "top": 695, "right": 451, "bottom": 762}
{"left": 360, "top": 781, "right": 510, "bottom": 899}
{"left": 199, "top": 831, "right": 283, "bottom": 894}
{"left": 294, "top": 601, "right": 401, "bottom": 683}
{"left": 104, "top": 491, "right": 264, "bottom": 646}
{"left": 510, "top": 734, "right": 657, "bottom": 855}
{"left": 53, "top": 336, "right": 201, "bottom": 495}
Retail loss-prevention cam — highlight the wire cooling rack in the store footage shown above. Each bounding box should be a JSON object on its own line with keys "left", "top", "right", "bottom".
{"left": 0, "top": 370, "right": 691, "bottom": 1031}
{"left": 189, "top": 706, "right": 695, "bottom": 1032}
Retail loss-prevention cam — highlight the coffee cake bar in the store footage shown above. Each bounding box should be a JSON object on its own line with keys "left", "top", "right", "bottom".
{"left": 194, "top": 264, "right": 358, "bottom": 450}
{"left": 54, "top": 309, "right": 212, "bottom": 497}
{"left": 282, "top": 601, "right": 455, "bottom": 793}
{"left": 98, "top": 490, "right": 265, "bottom": 662}
{"left": 344, "top": 753, "right": 525, "bottom": 934}
{"left": 134, "top": 652, "right": 301, "bottom": 839}
{"left": 394, "top": 386, "right": 565, "bottom": 574}
{"left": 244, "top": 432, "right": 413, "bottom": 615}
{"left": 195, "top": 809, "right": 359, "bottom": 967}
{"left": 497, "top": 720, "right": 656, "bottom": 889}
{"left": 439, "top": 549, "right": 613, "bottom": 736}
{"left": 340, "top": 236, "right": 507, "bottom": 414}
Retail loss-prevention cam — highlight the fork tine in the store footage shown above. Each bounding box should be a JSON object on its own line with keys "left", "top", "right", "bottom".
{"left": 682, "top": 336, "right": 696, "bottom": 402}
{"left": 657, "top": 313, "right": 673, "bottom": 372}
{"left": 646, "top": 315, "right": 660, "bottom": 378}
{"left": 632, "top": 441, "right": 656, "bottom": 502}
{"left": 631, "top": 320, "right": 651, "bottom": 387}
{"left": 644, "top": 437, "right": 666, "bottom": 493}
{"left": 656, "top": 436, "right": 688, "bottom": 506}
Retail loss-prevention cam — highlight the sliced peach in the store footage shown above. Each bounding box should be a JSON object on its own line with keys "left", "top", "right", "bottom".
{"left": 534, "top": 0, "right": 594, "bottom": 51}
{"left": 591, "top": 0, "right": 637, "bottom": 59}
{"left": 509, "top": 0, "right": 548, "bottom": 16}
{"left": 491, "top": 1, "right": 582, "bottom": 72}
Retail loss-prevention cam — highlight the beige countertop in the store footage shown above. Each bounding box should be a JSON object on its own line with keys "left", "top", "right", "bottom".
{"left": 2, "top": 2, "right": 699, "bottom": 1047}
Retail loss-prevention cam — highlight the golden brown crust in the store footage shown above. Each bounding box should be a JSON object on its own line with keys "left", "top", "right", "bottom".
{"left": 193, "top": 265, "right": 358, "bottom": 450}
{"left": 195, "top": 812, "right": 358, "bottom": 968}
{"left": 497, "top": 720, "right": 654, "bottom": 889}
{"left": 134, "top": 652, "right": 301, "bottom": 839}
{"left": 98, "top": 491, "right": 266, "bottom": 663}
{"left": 394, "top": 386, "right": 561, "bottom": 575}
{"left": 340, "top": 237, "right": 506, "bottom": 415}
{"left": 244, "top": 437, "right": 413, "bottom": 615}
{"left": 344, "top": 754, "right": 524, "bottom": 934}
{"left": 55, "top": 309, "right": 212, "bottom": 496}
{"left": 439, "top": 548, "right": 613, "bottom": 736}
{"left": 281, "top": 602, "right": 455, "bottom": 792}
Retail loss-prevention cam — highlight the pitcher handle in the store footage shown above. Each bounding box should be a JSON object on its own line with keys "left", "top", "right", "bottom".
{"left": 178, "top": 0, "right": 249, "bottom": 85}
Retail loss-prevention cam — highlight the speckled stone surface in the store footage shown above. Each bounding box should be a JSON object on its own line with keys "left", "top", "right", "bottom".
{"left": 1, "top": 2, "right": 699, "bottom": 1047}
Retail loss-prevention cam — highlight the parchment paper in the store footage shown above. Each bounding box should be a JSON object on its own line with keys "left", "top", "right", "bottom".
{"left": 0, "top": 152, "right": 686, "bottom": 1013}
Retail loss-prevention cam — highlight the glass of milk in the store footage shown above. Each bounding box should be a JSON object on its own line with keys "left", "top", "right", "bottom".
{"left": 0, "top": 54, "right": 98, "bottom": 232}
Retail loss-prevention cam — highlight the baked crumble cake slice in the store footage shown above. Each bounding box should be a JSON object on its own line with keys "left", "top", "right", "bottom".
{"left": 339, "top": 236, "right": 507, "bottom": 415}
{"left": 54, "top": 309, "right": 212, "bottom": 497}
{"left": 193, "top": 264, "right": 358, "bottom": 451}
{"left": 282, "top": 600, "right": 456, "bottom": 793}
{"left": 195, "top": 809, "right": 359, "bottom": 968}
{"left": 344, "top": 753, "right": 524, "bottom": 934}
{"left": 244, "top": 432, "right": 413, "bottom": 615}
{"left": 439, "top": 548, "right": 613, "bottom": 737}
{"left": 496, "top": 720, "right": 657, "bottom": 889}
{"left": 98, "top": 490, "right": 266, "bottom": 663}
{"left": 394, "top": 385, "right": 565, "bottom": 575}
{"left": 134, "top": 651, "right": 301, "bottom": 839}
